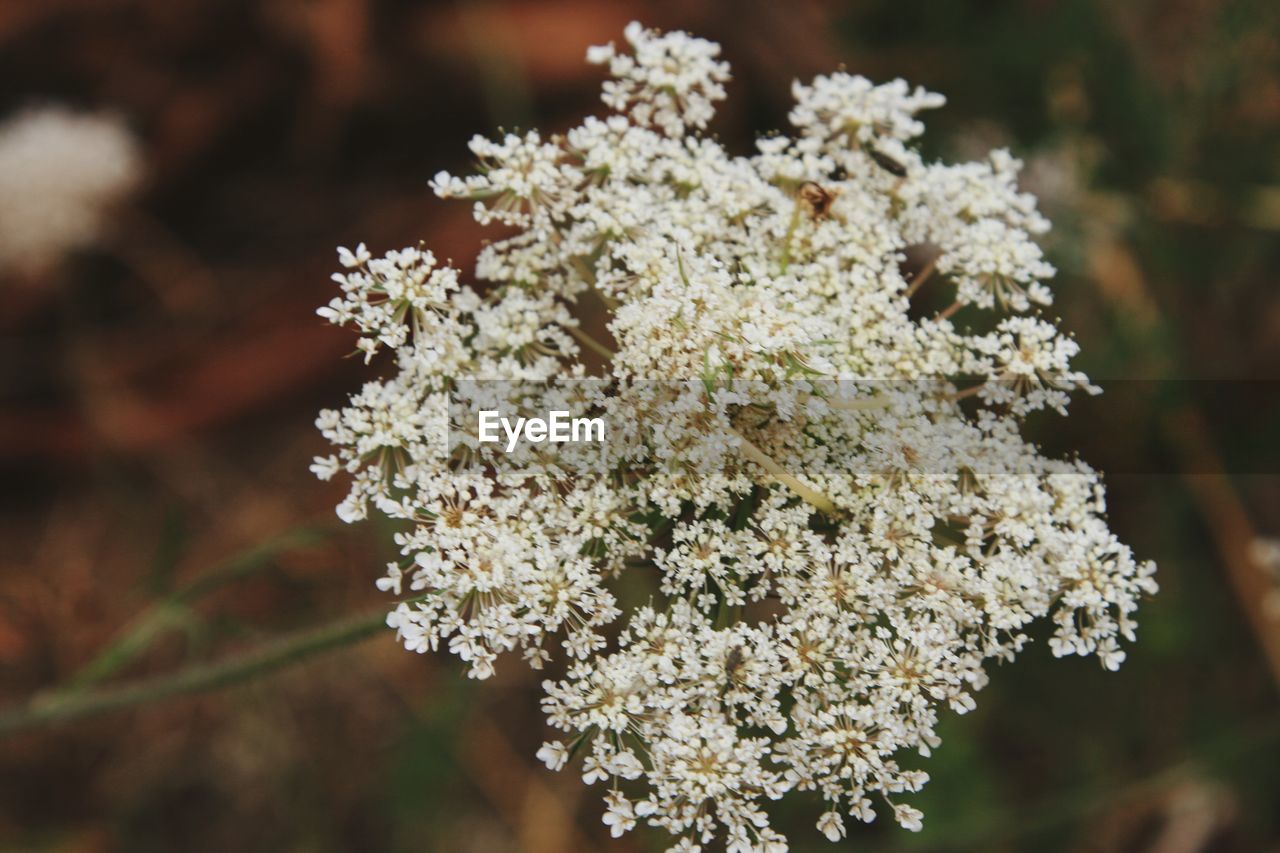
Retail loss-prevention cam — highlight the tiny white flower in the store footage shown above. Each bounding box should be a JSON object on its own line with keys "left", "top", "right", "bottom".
{"left": 337, "top": 242, "right": 370, "bottom": 268}
{"left": 536, "top": 741, "right": 569, "bottom": 771}
{"left": 894, "top": 804, "right": 924, "bottom": 832}
{"left": 375, "top": 564, "right": 402, "bottom": 595}
{"left": 817, "top": 810, "right": 845, "bottom": 842}
{"left": 582, "top": 754, "right": 609, "bottom": 785}
{"left": 602, "top": 792, "right": 636, "bottom": 838}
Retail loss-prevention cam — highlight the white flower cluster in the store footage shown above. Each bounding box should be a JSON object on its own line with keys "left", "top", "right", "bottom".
{"left": 314, "top": 23, "right": 1156, "bottom": 850}
{"left": 587, "top": 20, "right": 729, "bottom": 138}
{"left": 0, "top": 106, "right": 141, "bottom": 276}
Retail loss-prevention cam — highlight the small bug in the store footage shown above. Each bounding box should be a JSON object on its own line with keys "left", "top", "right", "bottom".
{"left": 725, "top": 645, "right": 747, "bottom": 680}
{"left": 798, "top": 181, "right": 838, "bottom": 218}
{"left": 866, "top": 146, "right": 908, "bottom": 178}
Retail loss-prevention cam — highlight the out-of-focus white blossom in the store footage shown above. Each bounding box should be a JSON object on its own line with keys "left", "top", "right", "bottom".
{"left": 1251, "top": 538, "right": 1280, "bottom": 621}
{"left": 315, "top": 23, "right": 1156, "bottom": 850}
{"left": 0, "top": 106, "right": 142, "bottom": 275}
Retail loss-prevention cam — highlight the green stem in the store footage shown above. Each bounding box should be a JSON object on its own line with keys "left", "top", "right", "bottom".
{"left": 0, "top": 609, "right": 388, "bottom": 738}
{"left": 905, "top": 256, "right": 938, "bottom": 298}
{"left": 732, "top": 428, "right": 837, "bottom": 515}
{"left": 60, "top": 528, "right": 325, "bottom": 692}
{"left": 566, "top": 324, "right": 615, "bottom": 361}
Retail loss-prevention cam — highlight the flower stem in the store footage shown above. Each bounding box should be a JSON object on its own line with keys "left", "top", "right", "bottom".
{"left": 947, "top": 382, "right": 986, "bottom": 402}
{"left": 61, "top": 528, "right": 324, "bottom": 693}
{"left": 731, "top": 428, "right": 837, "bottom": 515}
{"left": 567, "top": 324, "right": 616, "bottom": 361}
{"left": 905, "top": 256, "right": 938, "bottom": 298}
{"left": 0, "top": 609, "right": 388, "bottom": 738}
{"left": 829, "top": 395, "right": 891, "bottom": 411}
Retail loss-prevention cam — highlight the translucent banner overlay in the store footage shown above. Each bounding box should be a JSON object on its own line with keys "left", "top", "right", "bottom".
{"left": 430, "top": 379, "right": 1280, "bottom": 477}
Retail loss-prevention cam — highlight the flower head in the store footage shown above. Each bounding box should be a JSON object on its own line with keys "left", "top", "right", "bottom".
{"left": 0, "top": 105, "right": 141, "bottom": 276}
{"left": 316, "top": 22, "right": 1155, "bottom": 849}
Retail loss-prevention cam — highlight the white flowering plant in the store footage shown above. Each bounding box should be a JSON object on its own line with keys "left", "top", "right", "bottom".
{"left": 0, "top": 106, "right": 141, "bottom": 276}
{"left": 313, "top": 22, "right": 1156, "bottom": 851}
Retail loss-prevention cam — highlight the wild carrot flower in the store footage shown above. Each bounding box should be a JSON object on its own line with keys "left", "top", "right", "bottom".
{"left": 316, "top": 22, "right": 1156, "bottom": 850}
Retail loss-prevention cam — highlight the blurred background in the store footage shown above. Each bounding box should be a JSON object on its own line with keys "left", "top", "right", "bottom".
{"left": 2, "top": 1, "right": 1279, "bottom": 850}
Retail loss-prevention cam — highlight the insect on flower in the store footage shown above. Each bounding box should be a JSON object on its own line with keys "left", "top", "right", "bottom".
{"left": 799, "top": 180, "right": 839, "bottom": 218}
{"left": 866, "top": 144, "right": 908, "bottom": 177}
{"left": 724, "top": 644, "right": 747, "bottom": 680}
